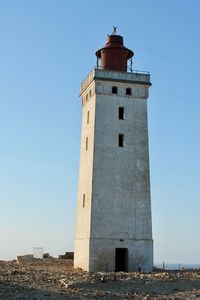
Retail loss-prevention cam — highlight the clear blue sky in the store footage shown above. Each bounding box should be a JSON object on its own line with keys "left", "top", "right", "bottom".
{"left": 0, "top": 0, "right": 199, "bottom": 264}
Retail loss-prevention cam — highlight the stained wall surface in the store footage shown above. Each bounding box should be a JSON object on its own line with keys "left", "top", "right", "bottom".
{"left": 74, "top": 69, "right": 153, "bottom": 272}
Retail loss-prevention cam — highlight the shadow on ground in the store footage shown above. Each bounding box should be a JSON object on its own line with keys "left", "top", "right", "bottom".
{"left": 0, "top": 283, "right": 82, "bottom": 300}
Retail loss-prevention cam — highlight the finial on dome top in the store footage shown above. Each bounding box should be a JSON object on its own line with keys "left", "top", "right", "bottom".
{"left": 112, "top": 26, "right": 117, "bottom": 35}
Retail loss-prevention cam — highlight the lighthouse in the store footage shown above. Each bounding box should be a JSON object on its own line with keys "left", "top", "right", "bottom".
{"left": 74, "top": 29, "right": 153, "bottom": 272}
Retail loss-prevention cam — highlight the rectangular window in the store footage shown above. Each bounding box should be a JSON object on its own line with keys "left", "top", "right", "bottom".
{"left": 86, "top": 137, "right": 88, "bottom": 150}
{"left": 118, "top": 134, "right": 124, "bottom": 147}
{"left": 83, "top": 194, "right": 85, "bottom": 208}
{"left": 112, "top": 86, "right": 118, "bottom": 94}
{"left": 126, "top": 87, "right": 132, "bottom": 95}
{"left": 119, "top": 107, "right": 125, "bottom": 120}
{"left": 87, "top": 111, "right": 90, "bottom": 124}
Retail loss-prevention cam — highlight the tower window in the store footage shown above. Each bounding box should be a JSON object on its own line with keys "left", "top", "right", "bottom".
{"left": 118, "top": 134, "right": 125, "bottom": 147}
{"left": 89, "top": 89, "right": 92, "bottom": 97}
{"left": 86, "top": 94, "right": 88, "bottom": 101}
{"left": 86, "top": 137, "right": 88, "bottom": 150}
{"left": 126, "top": 87, "right": 132, "bottom": 95}
{"left": 112, "top": 86, "right": 118, "bottom": 94}
{"left": 119, "top": 107, "right": 125, "bottom": 120}
{"left": 87, "top": 111, "right": 90, "bottom": 124}
{"left": 82, "top": 194, "right": 85, "bottom": 207}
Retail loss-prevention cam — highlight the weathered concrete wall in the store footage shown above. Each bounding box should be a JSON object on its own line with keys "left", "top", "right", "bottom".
{"left": 74, "top": 239, "right": 90, "bottom": 270}
{"left": 89, "top": 239, "right": 153, "bottom": 272}
{"left": 74, "top": 69, "right": 153, "bottom": 272}
{"left": 74, "top": 82, "right": 96, "bottom": 270}
{"left": 74, "top": 81, "right": 96, "bottom": 239}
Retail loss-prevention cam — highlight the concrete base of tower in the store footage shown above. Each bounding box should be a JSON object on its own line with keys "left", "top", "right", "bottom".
{"left": 74, "top": 238, "right": 153, "bottom": 272}
{"left": 74, "top": 239, "right": 90, "bottom": 271}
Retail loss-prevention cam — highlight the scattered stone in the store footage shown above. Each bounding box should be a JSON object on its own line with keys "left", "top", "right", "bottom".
{"left": 59, "top": 279, "right": 68, "bottom": 288}
{"left": 100, "top": 275, "right": 107, "bottom": 283}
{"left": 1, "top": 258, "right": 200, "bottom": 299}
{"left": 11, "top": 270, "right": 25, "bottom": 275}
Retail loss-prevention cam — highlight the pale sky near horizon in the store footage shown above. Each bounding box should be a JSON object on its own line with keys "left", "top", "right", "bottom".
{"left": 0, "top": 0, "right": 200, "bottom": 264}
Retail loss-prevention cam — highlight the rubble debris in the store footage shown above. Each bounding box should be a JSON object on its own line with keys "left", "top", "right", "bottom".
{"left": 1, "top": 258, "right": 200, "bottom": 299}
{"left": 100, "top": 275, "right": 107, "bottom": 283}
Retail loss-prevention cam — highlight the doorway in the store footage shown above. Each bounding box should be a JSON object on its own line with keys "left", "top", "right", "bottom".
{"left": 115, "top": 248, "right": 128, "bottom": 272}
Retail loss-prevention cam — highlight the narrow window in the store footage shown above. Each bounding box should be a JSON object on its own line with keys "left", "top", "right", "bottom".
{"left": 126, "top": 87, "right": 132, "bottom": 95}
{"left": 86, "top": 93, "right": 88, "bottom": 101}
{"left": 119, "top": 107, "right": 125, "bottom": 120}
{"left": 112, "top": 86, "right": 118, "bottom": 94}
{"left": 86, "top": 137, "right": 88, "bottom": 150}
{"left": 82, "top": 194, "right": 85, "bottom": 208}
{"left": 87, "top": 111, "right": 90, "bottom": 124}
{"left": 89, "top": 89, "right": 92, "bottom": 97}
{"left": 118, "top": 134, "right": 125, "bottom": 147}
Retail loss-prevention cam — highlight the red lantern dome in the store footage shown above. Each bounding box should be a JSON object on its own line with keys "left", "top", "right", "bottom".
{"left": 96, "top": 29, "right": 134, "bottom": 72}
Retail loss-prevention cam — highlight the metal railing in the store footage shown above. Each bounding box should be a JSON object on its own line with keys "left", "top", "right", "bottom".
{"left": 131, "top": 69, "right": 150, "bottom": 75}
{"left": 95, "top": 65, "right": 150, "bottom": 75}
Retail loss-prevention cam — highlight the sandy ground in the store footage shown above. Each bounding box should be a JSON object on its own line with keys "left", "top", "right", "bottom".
{"left": 0, "top": 258, "right": 200, "bottom": 299}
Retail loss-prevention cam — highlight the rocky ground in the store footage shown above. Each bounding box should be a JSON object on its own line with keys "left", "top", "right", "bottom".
{"left": 0, "top": 258, "right": 200, "bottom": 299}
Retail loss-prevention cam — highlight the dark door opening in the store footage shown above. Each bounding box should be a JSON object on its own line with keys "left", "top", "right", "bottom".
{"left": 115, "top": 248, "right": 128, "bottom": 272}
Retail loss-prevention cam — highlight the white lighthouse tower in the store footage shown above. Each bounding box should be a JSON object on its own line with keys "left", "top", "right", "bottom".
{"left": 74, "top": 30, "right": 153, "bottom": 272}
